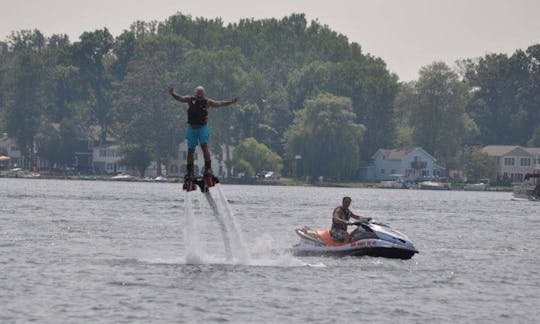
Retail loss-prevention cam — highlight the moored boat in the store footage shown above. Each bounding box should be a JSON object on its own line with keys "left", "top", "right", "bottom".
{"left": 513, "top": 173, "right": 540, "bottom": 200}
{"left": 418, "top": 180, "right": 451, "bottom": 190}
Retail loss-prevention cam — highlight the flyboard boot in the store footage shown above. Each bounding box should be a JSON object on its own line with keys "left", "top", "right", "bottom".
{"left": 203, "top": 167, "right": 219, "bottom": 189}
{"left": 183, "top": 172, "right": 197, "bottom": 192}
{"left": 202, "top": 160, "right": 219, "bottom": 190}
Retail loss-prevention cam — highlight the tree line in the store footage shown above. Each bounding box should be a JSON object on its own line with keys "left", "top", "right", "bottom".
{"left": 0, "top": 13, "right": 539, "bottom": 180}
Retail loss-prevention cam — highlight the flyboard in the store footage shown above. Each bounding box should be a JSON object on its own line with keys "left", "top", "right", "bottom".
{"left": 183, "top": 174, "right": 220, "bottom": 214}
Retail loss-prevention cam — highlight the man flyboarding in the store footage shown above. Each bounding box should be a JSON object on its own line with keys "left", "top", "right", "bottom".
{"left": 167, "top": 85, "right": 239, "bottom": 191}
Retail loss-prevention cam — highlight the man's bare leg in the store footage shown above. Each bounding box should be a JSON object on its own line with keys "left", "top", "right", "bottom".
{"left": 186, "top": 148, "right": 195, "bottom": 178}
{"left": 201, "top": 143, "right": 212, "bottom": 175}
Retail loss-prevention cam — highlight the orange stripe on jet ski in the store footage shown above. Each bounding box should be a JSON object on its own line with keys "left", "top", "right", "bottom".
{"left": 316, "top": 230, "right": 349, "bottom": 247}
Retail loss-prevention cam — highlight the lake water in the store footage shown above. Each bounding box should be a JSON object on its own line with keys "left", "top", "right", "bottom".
{"left": 1, "top": 179, "right": 539, "bottom": 323}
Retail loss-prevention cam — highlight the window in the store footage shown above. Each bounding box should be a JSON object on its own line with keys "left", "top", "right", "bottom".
{"left": 381, "top": 169, "right": 385, "bottom": 174}
{"left": 516, "top": 173, "right": 524, "bottom": 182}
{"left": 504, "top": 157, "right": 515, "bottom": 166}
{"left": 100, "top": 149, "right": 106, "bottom": 157}
{"left": 391, "top": 169, "right": 396, "bottom": 174}
{"left": 520, "top": 158, "right": 531, "bottom": 166}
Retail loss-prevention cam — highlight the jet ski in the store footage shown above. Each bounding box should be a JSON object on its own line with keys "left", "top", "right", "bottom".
{"left": 293, "top": 221, "right": 418, "bottom": 259}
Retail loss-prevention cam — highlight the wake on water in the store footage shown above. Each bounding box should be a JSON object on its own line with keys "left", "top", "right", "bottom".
{"left": 182, "top": 184, "right": 322, "bottom": 268}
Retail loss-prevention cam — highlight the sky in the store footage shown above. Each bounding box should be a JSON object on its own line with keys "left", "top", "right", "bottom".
{"left": 1, "top": 0, "right": 539, "bottom": 81}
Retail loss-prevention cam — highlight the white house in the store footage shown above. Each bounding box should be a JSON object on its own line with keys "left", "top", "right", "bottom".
{"left": 0, "top": 134, "right": 21, "bottom": 168}
{"left": 371, "top": 147, "right": 445, "bottom": 181}
{"left": 92, "top": 143, "right": 129, "bottom": 174}
{"left": 92, "top": 141, "right": 233, "bottom": 178}
{"left": 482, "top": 145, "right": 540, "bottom": 183}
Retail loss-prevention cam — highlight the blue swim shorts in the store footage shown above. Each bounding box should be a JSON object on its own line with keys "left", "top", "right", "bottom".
{"left": 185, "top": 124, "right": 209, "bottom": 149}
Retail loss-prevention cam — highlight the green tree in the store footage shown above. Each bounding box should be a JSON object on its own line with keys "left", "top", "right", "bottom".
{"left": 393, "top": 82, "right": 416, "bottom": 147}
{"left": 110, "top": 31, "right": 137, "bottom": 80}
{"left": 411, "top": 62, "right": 472, "bottom": 170}
{"left": 287, "top": 59, "right": 398, "bottom": 159}
{"left": 463, "top": 147, "right": 494, "bottom": 183}
{"left": 120, "top": 144, "right": 152, "bottom": 177}
{"left": 4, "top": 48, "right": 46, "bottom": 162}
{"left": 258, "top": 87, "right": 293, "bottom": 155}
{"left": 112, "top": 34, "right": 185, "bottom": 176}
{"left": 232, "top": 137, "right": 282, "bottom": 174}
{"left": 37, "top": 120, "right": 78, "bottom": 170}
{"left": 232, "top": 159, "right": 255, "bottom": 177}
{"left": 462, "top": 49, "right": 535, "bottom": 145}
{"left": 528, "top": 125, "right": 540, "bottom": 147}
{"left": 71, "top": 28, "right": 114, "bottom": 143}
{"left": 284, "top": 93, "right": 364, "bottom": 179}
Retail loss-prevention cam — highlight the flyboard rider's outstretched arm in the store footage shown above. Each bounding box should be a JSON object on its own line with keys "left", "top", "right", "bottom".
{"left": 167, "top": 86, "right": 190, "bottom": 103}
{"left": 208, "top": 97, "right": 239, "bottom": 108}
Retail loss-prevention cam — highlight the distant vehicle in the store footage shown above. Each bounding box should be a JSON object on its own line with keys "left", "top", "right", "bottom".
{"left": 264, "top": 171, "right": 280, "bottom": 180}
{"left": 256, "top": 171, "right": 281, "bottom": 180}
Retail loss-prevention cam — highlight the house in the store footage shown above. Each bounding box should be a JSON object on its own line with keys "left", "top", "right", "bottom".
{"left": 370, "top": 147, "right": 445, "bottom": 181}
{"left": 0, "top": 133, "right": 22, "bottom": 168}
{"left": 92, "top": 143, "right": 129, "bottom": 174}
{"left": 482, "top": 145, "right": 540, "bottom": 183}
{"left": 1, "top": 125, "right": 99, "bottom": 172}
{"left": 73, "top": 125, "right": 102, "bottom": 172}
{"left": 93, "top": 141, "right": 233, "bottom": 178}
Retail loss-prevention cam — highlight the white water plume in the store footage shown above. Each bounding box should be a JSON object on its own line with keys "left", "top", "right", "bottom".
{"left": 204, "top": 188, "right": 233, "bottom": 261}
{"left": 183, "top": 185, "right": 317, "bottom": 267}
{"left": 183, "top": 191, "right": 205, "bottom": 264}
{"left": 215, "top": 184, "right": 250, "bottom": 263}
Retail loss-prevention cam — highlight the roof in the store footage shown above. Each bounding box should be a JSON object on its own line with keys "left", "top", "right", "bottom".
{"left": 482, "top": 145, "right": 540, "bottom": 157}
{"left": 93, "top": 143, "right": 120, "bottom": 150}
{"left": 482, "top": 145, "right": 519, "bottom": 156}
{"left": 373, "top": 147, "right": 436, "bottom": 161}
{"left": 525, "top": 147, "right": 540, "bottom": 155}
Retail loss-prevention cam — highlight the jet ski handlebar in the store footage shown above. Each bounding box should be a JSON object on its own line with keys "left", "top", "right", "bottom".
{"left": 350, "top": 221, "right": 369, "bottom": 226}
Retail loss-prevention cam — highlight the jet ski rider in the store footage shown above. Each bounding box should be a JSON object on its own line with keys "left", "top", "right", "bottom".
{"left": 331, "top": 196, "right": 372, "bottom": 242}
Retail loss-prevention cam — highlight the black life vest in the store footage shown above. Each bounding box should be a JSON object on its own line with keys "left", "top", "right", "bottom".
{"left": 331, "top": 206, "right": 351, "bottom": 231}
{"left": 187, "top": 96, "right": 209, "bottom": 126}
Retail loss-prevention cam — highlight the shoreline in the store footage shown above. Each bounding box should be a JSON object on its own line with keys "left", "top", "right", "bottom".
{"left": 0, "top": 173, "right": 513, "bottom": 192}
